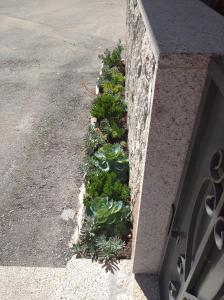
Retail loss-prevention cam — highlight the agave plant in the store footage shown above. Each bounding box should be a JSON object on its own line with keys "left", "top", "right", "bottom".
{"left": 86, "top": 196, "right": 130, "bottom": 226}
{"left": 93, "top": 144, "right": 129, "bottom": 179}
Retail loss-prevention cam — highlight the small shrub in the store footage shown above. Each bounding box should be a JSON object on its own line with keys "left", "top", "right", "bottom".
{"left": 100, "top": 119, "right": 126, "bottom": 141}
{"left": 91, "top": 94, "right": 127, "bottom": 122}
{"left": 99, "top": 41, "right": 124, "bottom": 72}
{"left": 102, "top": 81, "right": 124, "bottom": 96}
{"left": 98, "top": 67, "right": 125, "bottom": 87}
{"left": 103, "top": 173, "right": 130, "bottom": 200}
{"left": 98, "top": 67, "right": 125, "bottom": 96}
{"left": 85, "top": 171, "right": 130, "bottom": 202}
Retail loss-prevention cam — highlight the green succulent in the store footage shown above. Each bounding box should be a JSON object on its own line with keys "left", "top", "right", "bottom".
{"left": 84, "top": 125, "right": 107, "bottom": 155}
{"left": 98, "top": 67, "right": 125, "bottom": 87}
{"left": 75, "top": 41, "right": 131, "bottom": 267}
{"left": 86, "top": 196, "right": 130, "bottom": 227}
{"left": 93, "top": 144, "right": 129, "bottom": 180}
{"left": 91, "top": 93, "right": 127, "bottom": 122}
{"left": 73, "top": 243, "right": 88, "bottom": 258}
{"left": 85, "top": 171, "right": 130, "bottom": 201}
{"left": 74, "top": 234, "right": 125, "bottom": 264}
{"left": 99, "top": 119, "right": 126, "bottom": 141}
{"left": 102, "top": 82, "right": 124, "bottom": 96}
{"left": 96, "top": 235, "right": 125, "bottom": 262}
{"left": 98, "top": 67, "right": 125, "bottom": 96}
{"left": 82, "top": 155, "right": 97, "bottom": 176}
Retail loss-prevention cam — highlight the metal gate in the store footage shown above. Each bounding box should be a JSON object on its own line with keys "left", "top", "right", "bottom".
{"left": 160, "top": 59, "right": 224, "bottom": 300}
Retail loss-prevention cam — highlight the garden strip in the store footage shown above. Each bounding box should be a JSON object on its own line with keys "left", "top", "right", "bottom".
{"left": 73, "top": 42, "right": 132, "bottom": 268}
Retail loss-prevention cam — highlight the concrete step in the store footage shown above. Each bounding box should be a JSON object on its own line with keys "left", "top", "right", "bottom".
{"left": 0, "top": 258, "right": 134, "bottom": 300}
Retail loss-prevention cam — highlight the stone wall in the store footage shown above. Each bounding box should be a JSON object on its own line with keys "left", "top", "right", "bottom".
{"left": 126, "top": 0, "right": 157, "bottom": 236}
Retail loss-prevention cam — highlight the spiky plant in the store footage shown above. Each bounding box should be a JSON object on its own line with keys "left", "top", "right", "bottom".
{"left": 73, "top": 217, "right": 98, "bottom": 259}
{"left": 96, "top": 235, "right": 125, "bottom": 263}
{"left": 84, "top": 125, "right": 107, "bottom": 155}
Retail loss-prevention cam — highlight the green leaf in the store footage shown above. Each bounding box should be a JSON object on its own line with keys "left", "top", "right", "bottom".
{"left": 88, "top": 196, "right": 130, "bottom": 227}
{"left": 91, "top": 93, "right": 126, "bottom": 122}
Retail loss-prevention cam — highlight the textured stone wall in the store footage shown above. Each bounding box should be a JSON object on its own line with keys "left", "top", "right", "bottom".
{"left": 126, "top": 0, "right": 156, "bottom": 221}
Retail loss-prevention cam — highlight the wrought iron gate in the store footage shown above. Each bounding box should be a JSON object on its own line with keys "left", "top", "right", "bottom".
{"left": 160, "top": 59, "right": 224, "bottom": 300}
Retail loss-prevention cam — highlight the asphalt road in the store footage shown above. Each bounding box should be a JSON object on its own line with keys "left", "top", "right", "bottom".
{"left": 0, "top": 0, "right": 125, "bottom": 267}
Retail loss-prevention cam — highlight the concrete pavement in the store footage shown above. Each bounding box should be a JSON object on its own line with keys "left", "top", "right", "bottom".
{"left": 0, "top": 258, "right": 134, "bottom": 300}
{"left": 0, "top": 0, "right": 126, "bottom": 267}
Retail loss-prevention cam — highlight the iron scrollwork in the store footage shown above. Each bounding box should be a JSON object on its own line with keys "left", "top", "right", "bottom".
{"left": 214, "top": 217, "right": 224, "bottom": 250}
{"left": 168, "top": 150, "right": 224, "bottom": 299}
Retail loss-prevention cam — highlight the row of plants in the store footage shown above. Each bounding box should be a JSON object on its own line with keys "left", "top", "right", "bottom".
{"left": 73, "top": 41, "right": 132, "bottom": 267}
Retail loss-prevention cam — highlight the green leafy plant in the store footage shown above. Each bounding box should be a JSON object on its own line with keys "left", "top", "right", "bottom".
{"left": 99, "top": 41, "right": 124, "bottom": 73}
{"left": 84, "top": 125, "right": 107, "bottom": 155}
{"left": 91, "top": 94, "right": 127, "bottom": 122}
{"left": 74, "top": 232, "right": 125, "bottom": 264}
{"left": 86, "top": 196, "right": 130, "bottom": 226}
{"left": 98, "top": 67, "right": 125, "bottom": 96}
{"left": 82, "top": 155, "right": 97, "bottom": 175}
{"left": 102, "top": 172, "right": 130, "bottom": 200}
{"left": 93, "top": 144, "right": 129, "bottom": 179}
{"left": 85, "top": 171, "right": 130, "bottom": 202}
{"left": 79, "top": 216, "right": 98, "bottom": 243}
{"left": 100, "top": 119, "right": 126, "bottom": 141}
{"left": 83, "top": 195, "right": 131, "bottom": 238}
{"left": 98, "top": 67, "right": 125, "bottom": 87}
{"left": 96, "top": 235, "right": 125, "bottom": 263}
{"left": 73, "top": 216, "right": 99, "bottom": 259}
{"left": 73, "top": 243, "right": 88, "bottom": 258}
{"left": 74, "top": 41, "right": 131, "bottom": 267}
{"left": 102, "top": 81, "right": 124, "bottom": 96}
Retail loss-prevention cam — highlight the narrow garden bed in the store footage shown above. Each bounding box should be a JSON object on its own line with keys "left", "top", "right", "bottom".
{"left": 73, "top": 42, "right": 132, "bottom": 269}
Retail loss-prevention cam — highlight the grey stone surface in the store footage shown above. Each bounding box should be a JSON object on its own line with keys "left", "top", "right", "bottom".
{"left": 0, "top": 258, "right": 133, "bottom": 300}
{"left": 133, "top": 59, "right": 209, "bottom": 274}
{"left": 0, "top": 257, "right": 161, "bottom": 299}
{"left": 0, "top": 0, "right": 126, "bottom": 267}
{"left": 126, "top": 0, "right": 224, "bottom": 274}
{"left": 126, "top": 0, "right": 157, "bottom": 252}
{"left": 138, "top": 0, "right": 224, "bottom": 59}
{"left": 133, "top": 274, "right": 160, "bottom": 300}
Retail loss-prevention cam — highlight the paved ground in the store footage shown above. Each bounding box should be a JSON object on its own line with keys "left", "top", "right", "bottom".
{"left": 0, "top": 0, "right": 125, "bottom": 267}
{"left": 0, "top": 257, "right": 158, "bottom": 299}
{"left": 0, "top": 259, "right": 134, "bottom": 300}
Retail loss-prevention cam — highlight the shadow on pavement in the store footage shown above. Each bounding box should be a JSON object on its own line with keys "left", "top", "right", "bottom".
{"left": 135, "top": 273, "right": 160, "bottom": 299}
